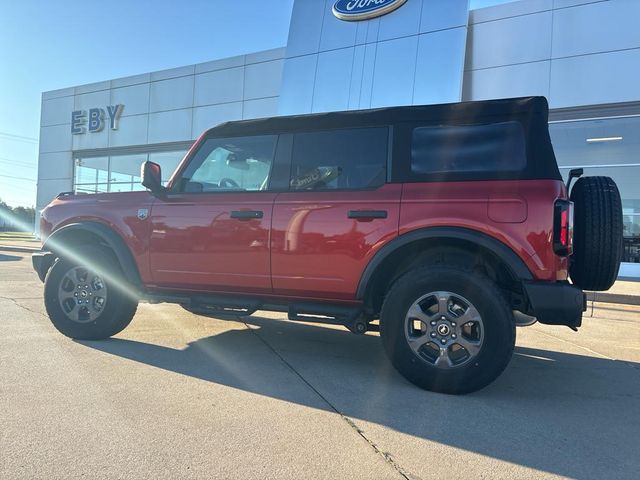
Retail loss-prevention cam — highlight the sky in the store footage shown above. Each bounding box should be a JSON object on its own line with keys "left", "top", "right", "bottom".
{"left": 0, "top": 0, "right": 513, "bottom": 208}
{"left": 0, "top": 0, "right": 295, "bottom": 207}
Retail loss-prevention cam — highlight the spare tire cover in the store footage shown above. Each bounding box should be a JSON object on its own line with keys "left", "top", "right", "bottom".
{"left": 569, "top": 176, "right": 623, "bottom": 291}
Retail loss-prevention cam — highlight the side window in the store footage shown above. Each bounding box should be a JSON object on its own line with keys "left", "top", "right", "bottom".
{"left": 290, "top": 127, "right": 388, "bottom": 191}
{"left": 411, "top": 121, "right": 526, "bottom": 175}
{"left": 177, "top": 135, "right": 277, "bottom": 193}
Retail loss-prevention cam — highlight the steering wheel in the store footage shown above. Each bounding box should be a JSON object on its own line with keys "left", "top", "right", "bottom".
{"left": 219, "top": 177, "right": 240, "bottom": 189}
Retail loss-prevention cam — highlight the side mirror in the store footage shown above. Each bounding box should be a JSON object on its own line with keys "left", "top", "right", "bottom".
{"left": 141, "top": 161, "right": 165, "bottom": 195}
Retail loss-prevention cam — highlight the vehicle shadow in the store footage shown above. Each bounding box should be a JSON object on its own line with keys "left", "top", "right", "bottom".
{"left": 0, "top": 253, "right": 22, "bottom": 262}
{"left": 80, "top": 314, "right": 640, "bottom": 479}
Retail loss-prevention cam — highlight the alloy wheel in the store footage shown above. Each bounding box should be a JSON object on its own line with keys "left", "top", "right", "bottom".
{"left": 404, "top": 291, "right": 484, "bottom": 369}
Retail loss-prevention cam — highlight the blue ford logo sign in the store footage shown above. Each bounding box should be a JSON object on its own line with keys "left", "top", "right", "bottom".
{"left": 332, "top": 0, "right": 407, "bottom": 21}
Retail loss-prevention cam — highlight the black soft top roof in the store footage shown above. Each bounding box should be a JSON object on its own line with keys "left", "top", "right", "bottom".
{"left": 203, "top": 96, "right": 561, "bottom": 181}
{"left": 205, "top": 96, "right": 548, "bottom": 136}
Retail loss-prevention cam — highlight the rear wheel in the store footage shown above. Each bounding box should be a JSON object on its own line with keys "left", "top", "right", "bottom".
{"left": 570, "top": 176, "right": 623, "bottom": 291}
{"left": 380, "top": 265, "right": 515, "bottom": 394}
{"left": 44, "top": 246, "right": 138, "bottom": 340}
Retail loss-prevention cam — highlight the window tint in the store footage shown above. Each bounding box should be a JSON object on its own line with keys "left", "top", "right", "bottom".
{"left": 411, "top": 121, "right": 526, "bottom": 175}
{"left": 178, "top": 135, "right": 277, "bottom": 193}
{"left": 290, "top": 128, "right": 388, "bottom": 190}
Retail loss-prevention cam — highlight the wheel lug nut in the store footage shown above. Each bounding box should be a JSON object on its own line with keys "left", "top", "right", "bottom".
{"left": 451, "top": 322, "right": 456, "bottom": 327}
{"left": 441, "top": 316, "right": 446, "bottom": 320}
{"left": 430, "top": 321, "right": 437, "bottom": 326}
{"left": 430, "top": 332, "right": 436, "bottom": 338}
{"left": 452, "top": 334, "right": 457, "bottom": 339}
{"left": 440, "top": 339, "right": 447, "bottom": 345}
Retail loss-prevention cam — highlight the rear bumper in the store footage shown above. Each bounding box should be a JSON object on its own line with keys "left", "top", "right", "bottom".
{"left": 523, "top": 281, "right": 586, "bottom": 329}
{"left": 32, "top": 251, "right": 55, "bottom": 283}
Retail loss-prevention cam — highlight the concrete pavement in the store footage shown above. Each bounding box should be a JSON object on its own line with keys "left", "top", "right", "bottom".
{"left": 1, "top": 251, "right": 639, "bottom": 479}
{"left": 0, "top": 237, "right": 40, "bottom": 252}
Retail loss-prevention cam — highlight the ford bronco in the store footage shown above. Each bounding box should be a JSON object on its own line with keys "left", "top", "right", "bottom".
{"left": 32, "top": 97, "right": 623, "bottom": 394}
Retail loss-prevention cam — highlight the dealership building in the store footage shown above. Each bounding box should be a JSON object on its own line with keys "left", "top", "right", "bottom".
{"left": 37, "top": 0, "right": 640, "bottom": 277}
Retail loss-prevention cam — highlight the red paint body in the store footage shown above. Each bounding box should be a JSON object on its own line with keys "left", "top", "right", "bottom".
{"left": 40, "top": 178, "right": 568, "bottom": 303}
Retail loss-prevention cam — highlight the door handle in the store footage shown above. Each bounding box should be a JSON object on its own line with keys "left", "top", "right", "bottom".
{"left": 347, "top": 210, "right": 388, "bottom": 219}
{"left": 230, "top": 210, "right": 264, "bottom": 220}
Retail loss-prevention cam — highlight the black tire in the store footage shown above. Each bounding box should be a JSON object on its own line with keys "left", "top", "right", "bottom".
{"left": 380, "top": 265, "right": 515, "bottom": 394}
{"left": 570, "top": 176, "right": 623, "bottom": 291}
{"left": 44, "top": 246, "right": 138, "bottom": 340}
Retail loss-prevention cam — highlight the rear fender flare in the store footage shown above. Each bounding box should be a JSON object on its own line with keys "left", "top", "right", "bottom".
{"left": 356, "top": 227, "right": 533, "bottom": 300}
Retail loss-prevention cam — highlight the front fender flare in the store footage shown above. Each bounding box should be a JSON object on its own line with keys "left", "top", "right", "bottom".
{"left": 42, "top": 221, "right": 143, "bottom": 286}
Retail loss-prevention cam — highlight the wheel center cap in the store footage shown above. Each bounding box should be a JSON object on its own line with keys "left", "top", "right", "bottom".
{"left": 80, "top": 291, "right": 88, "bottom": 297}
{"left": 437, "top": 324, "right": 450, "bottom": 336}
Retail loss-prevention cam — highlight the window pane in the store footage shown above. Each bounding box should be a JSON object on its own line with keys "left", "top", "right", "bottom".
{"left": 552, "top": 116, "right": 640, "bottom": 264}
{"left": 411, "top": 122, "right": 526, "bottom": 175}
{"left": 180, "top": 136, "right": 276, "bottom": 192}
{"left": 75, "top": 183, "right": 108, "bottom": 194}
{"left": 73, "top": 151, "right": 187, "bottom": 194}
{"left": 559, "top": 165, "right": 640, "bottom": 264}
{"left": 291, "top": 128, "right": 387, "bottom": 190}
{"left": 148, "top": 150, "right": 186, "bottom": 184}
{"left": 74, "top": 157, "right": 108, "bottom": 190}
{"left": 110, "top": 182, "right": 146, "bottom": 193}
{"left": 550, "top": 117, "right": 640, "bottom": 168}
{"left": 109, "top": 154, "right": 147, "bottom": 191}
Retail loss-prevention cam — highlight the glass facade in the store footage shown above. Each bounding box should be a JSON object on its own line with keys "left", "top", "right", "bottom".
{"left": 550, "top": 116, "right": 640, "bottom": 265}
{"left": 73, "top": 150, "right": 186, "bottom": 194}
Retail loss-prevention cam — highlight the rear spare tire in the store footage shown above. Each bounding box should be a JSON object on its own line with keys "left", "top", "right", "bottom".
{"left": 569, "top": 176, "right": 623, "bottom": 291}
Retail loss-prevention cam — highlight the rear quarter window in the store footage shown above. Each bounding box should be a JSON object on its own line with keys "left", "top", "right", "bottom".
{"left": 411, "top": 121, "right": 526, "bottom": 176}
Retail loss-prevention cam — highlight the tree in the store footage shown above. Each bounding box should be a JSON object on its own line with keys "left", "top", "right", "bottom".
{"left": 0, "top": 198, "right": 35, "bottom": 232}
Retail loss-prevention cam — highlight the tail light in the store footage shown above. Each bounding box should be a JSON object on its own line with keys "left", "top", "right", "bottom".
{"left": 553, "top": 199, "right": 574, "bottom": 256}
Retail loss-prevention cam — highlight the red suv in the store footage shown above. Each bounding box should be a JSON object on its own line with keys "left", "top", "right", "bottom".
{"left": 33, "top": 97, "right": 623, "bottom": 394}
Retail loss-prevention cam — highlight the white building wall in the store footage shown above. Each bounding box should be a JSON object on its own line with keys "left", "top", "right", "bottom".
{"left": 279, "top": 0, "right": 470, "bottom": 115}
{"left": 37, "top": 48, "right": 285, "bottom": 213}
{"left": 463, "top": 0, "right": 640, "bottom": 108}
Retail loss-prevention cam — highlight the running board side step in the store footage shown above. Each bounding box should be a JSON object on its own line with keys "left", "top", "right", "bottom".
{"left": 142, "top": 292, "right": 371, "bottom": 334}
{"left": 190, "top": 295, "right": 260, "bottom": 317}
{"left": 288, "top": 304, "right": 368, "bottom": 334}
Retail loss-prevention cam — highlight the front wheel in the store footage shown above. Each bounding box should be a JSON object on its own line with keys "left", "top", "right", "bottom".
{"left": 44, "top": 246, "right": 138, "bottom": 340}
{"left": 380, "top": 265, "right": 515, "bottom": 394}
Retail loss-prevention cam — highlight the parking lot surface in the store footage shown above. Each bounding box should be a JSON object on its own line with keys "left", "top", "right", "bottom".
{"left": 1, "top": 252, "right": 639, "bottom": 479}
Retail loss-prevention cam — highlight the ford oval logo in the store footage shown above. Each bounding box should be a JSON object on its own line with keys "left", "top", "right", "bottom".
{"left": 332, "top": 0, "right": 408, "bottom": 21}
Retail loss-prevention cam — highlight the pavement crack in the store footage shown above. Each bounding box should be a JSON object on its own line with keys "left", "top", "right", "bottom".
{"left": 0, "top": 295, "right": 46, "bottom": 318}
{"left": 245, "top": 322, "right": 413, "bottom": 480}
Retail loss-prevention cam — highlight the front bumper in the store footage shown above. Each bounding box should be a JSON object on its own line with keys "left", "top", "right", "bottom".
{"left": 523, "top": 281, "right": 586, "bottom": 329}
{"left": 32, "top": 251, "right": 55, "bottom": 283}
